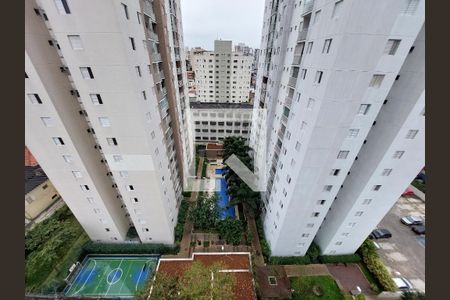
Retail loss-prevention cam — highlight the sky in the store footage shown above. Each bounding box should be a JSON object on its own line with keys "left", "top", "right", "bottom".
{"left": 180, "top": 0, "right": 265, "bottom": 51}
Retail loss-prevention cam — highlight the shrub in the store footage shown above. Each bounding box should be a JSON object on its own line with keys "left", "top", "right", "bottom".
{"left": 175, "top": 200, "right": 189, "bottom": 242}
{"left": 306, "top": 242, "right": 321, "bottom": 263}
{"left": 319, "top": 254, "right": 362, "bottom": 264}
{"left": 203, "top": 241, "right": 210, "bottom": 247}
{"left": 182, "top": 191, "right": 192, "bottom": 198}
{"left": 217, "top": 218, "right": 244, "bottom": 245}
{"left": 83, "top": 241, "right": 179, "bottom": 255}
{"left": 358, "top": 240, "right": 396, "bottom": 292}
{"left": 269, "top": 256, "right": 311, "bottom": 265}
{"left": 188, "top": 193, "right": 220, "bottom": 230}
{"left": 260, "top": 238, "right": 272, "bottom": 260}
{"left": 401, "top": 290, "right": 426, "bottom": 300}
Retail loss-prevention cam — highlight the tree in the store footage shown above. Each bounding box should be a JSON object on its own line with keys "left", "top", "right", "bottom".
{"left": 217, "top": 217, "right": 244, "bottom": 245}
{"left": 136, "top": 273, "right": 181, "bottom": 300}
{"left": 180, "top": 261, "right": 234, "bottom": 300}
{"left": 188, "top": 193, "right": 220, "bottom": 230}
{"left": 400, "top": 291, "right": 426, "bottom": 300}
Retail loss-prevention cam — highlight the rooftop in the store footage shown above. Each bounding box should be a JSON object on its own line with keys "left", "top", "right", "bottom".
{"left": 190, "top": 102, "right": 254, "bottom": 109}
{"left": 25, "top": 165, "right": 48, "bottom": 194}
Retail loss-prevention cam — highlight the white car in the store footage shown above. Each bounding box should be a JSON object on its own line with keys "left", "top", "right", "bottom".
{"left": 393, "top": 277, "right": 414, "bottom": 290}
{"left": 401, "top": 216, "right": 423, "bottom": 226}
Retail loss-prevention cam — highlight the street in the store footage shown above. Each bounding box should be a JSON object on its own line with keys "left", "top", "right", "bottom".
{"left": 375, "top": 196, "right": 425, "bottom": 292}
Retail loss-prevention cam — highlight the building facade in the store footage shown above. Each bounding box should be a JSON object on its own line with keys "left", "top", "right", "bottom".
{"left": 25, "top": 0, "right": 193, "bottom": 244}
{"left": 250, "top": 0, "right": 425, "bottom": 256}
{"left": 192, "top": 40, "right": 253, "bottom": 103}
{"left": 190, "top": 102, "right": 253, "bottom": 144}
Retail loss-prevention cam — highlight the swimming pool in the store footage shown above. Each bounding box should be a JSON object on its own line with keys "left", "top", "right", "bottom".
{"left": 215, "top": 174, "right": 236, "bottom": 220}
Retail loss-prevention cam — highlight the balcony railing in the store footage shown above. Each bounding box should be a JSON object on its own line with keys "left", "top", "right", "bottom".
{"left": 175, "top": 53, "right": 181, "bottom": 61}
{"left": 152, "top": 53, "right": 162, "bottom": 63}
{"left": 159, "top": 97, "right": 169, "bottom": 112}
{"left": 281, "top": 114, "right": 288, "bottom": 124}
{"left": 285, "top": 95, "right": 293, "bottom": 108}
{"left": 298, "top": 29, "right": 308, "bottom": 42}
{"left": 153, "top": 71, "right": 163, "bottom": 83}
{"left": 292, "top": 54, "right": 303, "bottom": 65}
{"left": 177, "top": 67, "right": 182, "bottom": 75}
{"left": 143, "top": 0, "right": 156, "bottom": 21}
{"left": 148, "top": 31, "right": 159, "bottom": 42}
{"left": 303, "top": 0, "right": 315, "bottom": 15}
{"left": 288, "top": 76, "right": 297, "bottom": 88}
{"left": 178, "top": 80, "right": 184, "bottom": 87}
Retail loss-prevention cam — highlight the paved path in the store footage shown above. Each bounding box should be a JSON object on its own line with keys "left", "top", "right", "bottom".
{"left": 243, "top": 205, "right": 265, "bottom": 267}
{"left": 283, "top": 264, "right": 331, "bottom": 277}
{"left": 176, "top": 156, "right": 204, "bottom": 258}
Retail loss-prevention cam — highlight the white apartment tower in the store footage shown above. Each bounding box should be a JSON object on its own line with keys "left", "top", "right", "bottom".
{"left": 192, "top": 40, "right": 253, "bottom": 103}
{"left": 25, "top": 0, "right": 193, "bottom": 244}
{"left": 250, "top": 0, "right": 424, "bottom": 256}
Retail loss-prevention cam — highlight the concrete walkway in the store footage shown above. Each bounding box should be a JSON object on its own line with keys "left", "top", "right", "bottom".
{"left": 283, "top": 264, "right": 331, "bottom": 277}
{"left": 176, "top": 156, "right": 204, "bottom": 258}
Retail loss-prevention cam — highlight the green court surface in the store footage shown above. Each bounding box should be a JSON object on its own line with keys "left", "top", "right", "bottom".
{"left": 64, "top": 256, "right": 158, "bottom": 298}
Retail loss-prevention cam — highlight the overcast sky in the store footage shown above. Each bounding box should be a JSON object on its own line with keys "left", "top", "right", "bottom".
{"left": 180, "top": 0, "right": 265, "bottom": 50}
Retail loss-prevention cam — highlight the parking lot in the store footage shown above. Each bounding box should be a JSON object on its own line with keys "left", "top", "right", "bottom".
{"left": 375, "top": 195, "right": 425, "bottom": 292}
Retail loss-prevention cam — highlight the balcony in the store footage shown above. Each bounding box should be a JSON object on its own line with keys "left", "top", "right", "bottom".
{"left": 175, "top": 53, "right": 181, "bottom": 61}
{"left": 156, "top": 87, "right": 167, "bottom": 100}
{"left": 287, "top": 76, "right": 297, "bottom": 88}
{"left": 143, "top": 0, "right": 156, "bottom": 21}
{"left": 153, "top": 71, "right": 163, "bottom": 83}
{"left": 148, "top": 31, "right": 159, "bottom": 42}
{"left": 178, "top": 80, "right": 184, "bottom": 87}
{"left": 152, "top": 53, "right": 162, "bottom": 63}
{"left": 292, "top": 53, "right": 303, "bottom": 65}
{"left": 285, "top": 95, "right": 293, "bottom": 109}
{"left": 298, "top": 29, "right": 308, "bottom": 42}
{"left": 281, "top": 114, "right": 288, "bottom": 124}
{"left": 177, "top": 67, "right": 182, "bottom": 75}
{"left": 159, "top": 97, "right": 169, "bottom": 112}
{"left": 303, "top": 0, "right": 315, "bottom": 15}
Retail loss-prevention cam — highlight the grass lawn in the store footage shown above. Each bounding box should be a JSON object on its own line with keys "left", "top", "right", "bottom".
{"left": 290, "top": 275, "right": 344, "bottom": 300}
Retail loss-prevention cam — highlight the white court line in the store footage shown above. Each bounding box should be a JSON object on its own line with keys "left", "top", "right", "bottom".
{"left": 134, "top": 260, "right": 153, "bottom": 292}
{"left": 92, "top": 259, "right": 112, "bottom": 296}
{"left": 71, "top": 259, "right": 97, "bottom": 296}
{"left": 104, "top": 258, "right": 124, "bottom": 297}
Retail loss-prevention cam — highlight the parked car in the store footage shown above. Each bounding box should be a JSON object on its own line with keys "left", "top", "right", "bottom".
{"left": 393, "top": 277, "right": 414, "bottom": 290}
{"left": 369, "top": 229, "right": 392, "bottom": 239}
{"left": 401, "top": 216, "right": 424, "bottom": 226}
{"left": 411, "top": 225, "right": 425, "bottom": 235}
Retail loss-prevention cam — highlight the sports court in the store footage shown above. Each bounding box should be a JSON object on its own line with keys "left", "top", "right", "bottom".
{"left": 64, "top": 255, "right": 158, "bottom": 298}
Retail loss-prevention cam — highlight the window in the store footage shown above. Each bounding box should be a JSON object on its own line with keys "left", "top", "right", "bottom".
{"left": 80, "top": 67, "right": 94, "bottom": 79}
{"left": 322, "top": 39, "right": 332, "bottom": 54}
{"left": 27, "top": 93, "right": 42, "bottom": 104}
{"left": 355, "top": 211, "right": 364, "bottom": 217}
{"left": 335, "top": 241, "right": 343, "bottom": 245}
{"left": 331, "top": 169, "right": 340, "bottom": 176}
{"left": 306, "top": 223, "right": 314, "bottom": 228}
{"left": 314, "top": 71, "right": 323, "bottom": 83}
{"left": 362, "top": 199, "right": 372, "bottom": 205}
{"left": 306, "top": 42, "right": 313, "bottom": 54}
{"left": 384, "top": 39, "right": 401, "bottom": 55}
{"left": 90, "top": 94, "right": 103, "bottom": 105}
{"left": 324, "top": 185, "right": 333, "bottom": 192}
{"left": 98, "top": 117, "right": 111, "bottom": 127}
{"left": 52, "top": 137, "right": 65, "bottom": 145}
{"left": 312, "top": 212, "right": 320, "bottom": 217}
{"left": 106, "top": 137, "right": 118, "bottom": 146}
{"left": 142, "top": 91, "right": 147, "bottom": 100}
{"left": 40, "top": 117, "right": 54, "bottom": 127}
{"left": 348, "top": 129, "right": 360, "bottom": 138}
{"left": 381, "top": 169, "right": 392, "bottom": 176}
{"left": 348, "top": 222, "right": 356, "bottom": 227}
{"left": 131, "top": 197, "right": 139, "bottom": 203}
{"left": 119, "top": 171, "right": 129, "bottom": 178}
{"left": 295, "top": 142, "right": 301, "bottom": 151}
{"left": 317, "top": 200, "right": 326, "bottom": 205}
{"left": 357, "top": 104, "right": 371, "bottom": 115}
{"left": 63, "top": 155, "right": 73, "bottom": 163}
{"left": 313, "top": 10, "right": 321, "bottom": 24}
{"left": 121, "top": 3, "right": 129, "bottom": 19}
{"left": 332, "top": 0, "right": 343, "bottom": 18}
{"left": 301, "top": 233, "right": 310, "bottom": 238}
{"left": 54, "top": 0, "right": 71, "bottom": 14}
{"left": 300, "top": 69, "right": 307, "bottom": 79}
{"left": 406, "top": 129, "right": 419, "bottom": 139}
{"left": 129, "top": 37, "right": 136, "bottom": 50}
{"left": 393, "top": 151, "right": 405, "bottom": 159}
{"left": 135, "top": 66, "right": 141, "bottom": 77}
{"left": 81, "top": 185, "right": 90, "bottom": 192}
{"left": 127, "top": 185, "right": 135, "bottom": 191}
{"left": 113, "top": 155, "right": 123, "bottom": 162}
{"left": 87, "top": 197, "right": 95, "bottom": 204}
{"left": 68, "top": 35, "right": 83, "bottom": 50}
{"left": 337, "top": 150, "right": 349, "bottom": 159}
{"left": 72, "top": 171, "right": 82, "bottom": 178}
{"left": 369, "top": 75, "right": 384, "bottom": 88}
{"left": 373, "top": 185, "right": 382, "bottom": 191}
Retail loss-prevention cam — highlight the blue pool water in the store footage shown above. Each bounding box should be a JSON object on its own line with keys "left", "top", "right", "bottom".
{"left": 215, "top": 168, "right": 225, "bottom": 175}
{"left": 215, "top": 176, "right": 236, "bottom": 220}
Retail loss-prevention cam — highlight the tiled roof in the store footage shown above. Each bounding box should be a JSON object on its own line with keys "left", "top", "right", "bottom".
{"left": 25, "top": 166, "right": 48, "bottom": 194}
{"left": 25, "top": 146, "right": 38, "bottom": 167}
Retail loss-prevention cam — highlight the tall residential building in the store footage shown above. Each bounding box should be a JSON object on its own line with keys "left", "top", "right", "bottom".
{"left": 191, "top": 40, "right": 253, "bottom": 103}
{"left": 250, "top": 0, "right": 425, "bottom": 256}
{"left": 235, "top": 42, "right": 253, "bottom": 56}
{"left": 25, "top": 0, "right": 193, "bottom": 244}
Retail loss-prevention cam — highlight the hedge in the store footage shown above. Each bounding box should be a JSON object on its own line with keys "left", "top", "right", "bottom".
{"left": 82, "top": 241, "right": 179, "bottom": 255}
{"left": 358, "top": 240, "right": 397, "bottom": 292}
{"left": 175, "top": 199, "right": 189, "bottom": 242}
{"left": 269, "top": 255, "right": 311, "bottom": 265}
{"left": 319, "top": 254, "right": 362, "bottom": 264}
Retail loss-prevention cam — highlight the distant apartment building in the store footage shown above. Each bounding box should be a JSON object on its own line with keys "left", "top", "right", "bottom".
{"left": 235, "top": 42, "right": 253, "bottom": 56}
{"left": 251, "top": 0, "right": 424, "bottom": 256}
{"left": 25, "top": 0, "right": 193, "bottom": 244}
{"left": 190, "top": 102, "right": 253, "bottom": 144}
{"left": 191, "top": 40, "right": 253, "bottom": 103}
